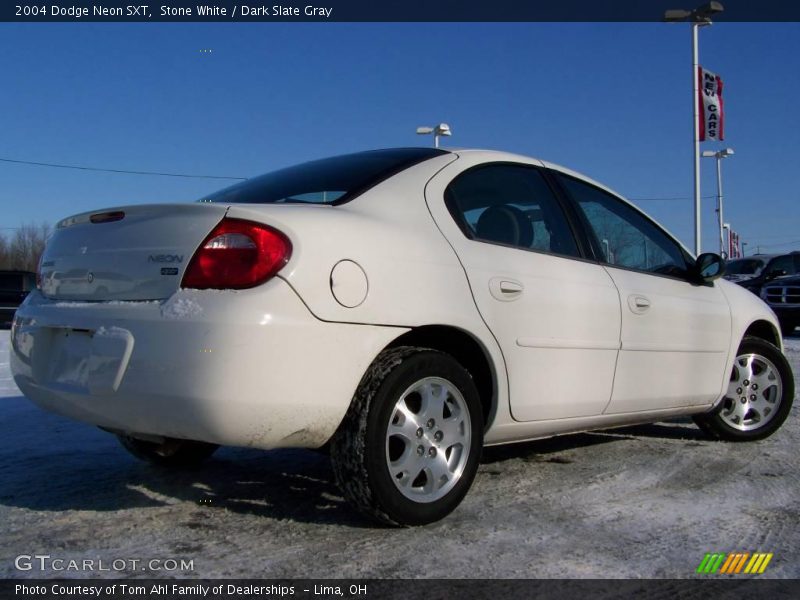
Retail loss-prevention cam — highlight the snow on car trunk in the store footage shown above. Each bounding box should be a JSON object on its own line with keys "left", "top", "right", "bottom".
{"left": 40, "top": 203, "right": 228, "bottom": 301}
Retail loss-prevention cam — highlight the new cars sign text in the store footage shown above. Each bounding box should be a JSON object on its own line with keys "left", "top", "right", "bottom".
{"left": 698, "top": 66, "right": 725, "bottom": 142}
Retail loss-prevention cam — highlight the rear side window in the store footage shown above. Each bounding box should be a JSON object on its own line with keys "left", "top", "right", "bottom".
{"left": 200, "top": 148, "right": 447, "bottom": 205}
{"left": 558, "top": 174, "right": 691, "bottom": 278}
{"left": 768, "top": 255, "right": 796, "bottom": 278}
{"left": 444, "top": 164, "right": 580, "bottom": 258}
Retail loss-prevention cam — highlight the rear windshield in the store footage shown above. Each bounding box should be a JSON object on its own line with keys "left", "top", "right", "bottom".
{"left": 199, "top": 148, "right": 447, "bottom": 205}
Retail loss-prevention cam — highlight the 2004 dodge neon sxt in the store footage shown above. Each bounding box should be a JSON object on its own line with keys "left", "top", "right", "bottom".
{"left": 11, "top": 147, "right": 795, "bottom": 525}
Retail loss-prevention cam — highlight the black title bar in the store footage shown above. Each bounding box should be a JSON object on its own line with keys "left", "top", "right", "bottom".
{"left": 4, "top": 0, "right": 800, "bottom": 22}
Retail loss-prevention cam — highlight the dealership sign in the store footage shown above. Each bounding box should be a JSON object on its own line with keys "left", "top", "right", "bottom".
{"left": 728, "top": 228, "right": 742, "bottom": 258}
{"left": 698, "top": 66, "right": 725, "bottom": 141}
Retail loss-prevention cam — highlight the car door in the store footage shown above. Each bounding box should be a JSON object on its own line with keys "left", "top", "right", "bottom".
{"left": 554, "top": 172, "right": 732, "bottom": 413}
{"left": 426, "top": 158, "right": 622, "bottom": 422}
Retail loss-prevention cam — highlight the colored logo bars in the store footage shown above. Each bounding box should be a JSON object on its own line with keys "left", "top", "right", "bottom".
{"left": 696, "top": 552, "right": 773, "bottom": 574}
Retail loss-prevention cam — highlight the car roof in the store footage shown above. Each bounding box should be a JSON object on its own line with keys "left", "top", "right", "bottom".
{"left": 447, "top": 148, "right": 653, "bottom": 204}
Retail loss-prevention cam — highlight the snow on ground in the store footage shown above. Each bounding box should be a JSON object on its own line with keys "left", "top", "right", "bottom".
{"left": 1, "top": 330, "right": 798, "bottom": 579}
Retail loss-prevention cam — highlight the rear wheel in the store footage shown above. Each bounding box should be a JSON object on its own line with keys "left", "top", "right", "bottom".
{"left": 331, "top": 347, "right": 483, "bottom": 526}
{"left": 117, "top": 434, "right": 219, "bottom": 467}
{"left": 693, "top": 336, "right": 794, "bottom": 441}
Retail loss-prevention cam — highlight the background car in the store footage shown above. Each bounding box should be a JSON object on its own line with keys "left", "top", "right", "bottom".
{"left": 761, "top": 275, "right": 800, "bottom": 336}
{"left": 10, "top": 148, "right": 795, "bottom": 525}
{"left": 724, "top": 252, "right": 800, "bottom": 295}
{"left": 0, "top": 270, "right": 36, "bottom": 327}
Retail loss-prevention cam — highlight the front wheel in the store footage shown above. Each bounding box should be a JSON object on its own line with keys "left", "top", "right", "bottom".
{"left": 331, "top": 347, "right": 484, "bottom": 526}
{"left": 693, "top": 336, "right": 794, "bottom": 441}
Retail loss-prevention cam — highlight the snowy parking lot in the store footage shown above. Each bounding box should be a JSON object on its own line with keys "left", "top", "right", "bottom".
{"left": 1, "top": 330, "right": 798, "bottom": 579}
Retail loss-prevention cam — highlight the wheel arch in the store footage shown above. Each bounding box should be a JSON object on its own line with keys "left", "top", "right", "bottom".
{"left": 384, "top": 325, "right": 498, "bottom": 429}
{"left": 742, "top": 319, "right": 781, "bottom": 348}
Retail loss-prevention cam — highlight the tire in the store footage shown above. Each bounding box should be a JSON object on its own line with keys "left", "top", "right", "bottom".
{"left": 117, "top": 434, "right": 219, "bottom": 467}
{"left": 330, "top": 346, "right": 484, "bottom": 526}
{"left": 693, "top": 336, "right": 795, "bottom": 441}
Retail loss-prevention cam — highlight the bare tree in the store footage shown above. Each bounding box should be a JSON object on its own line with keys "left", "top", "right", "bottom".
{"left": 0, "top": 233, "right": 8, "bottom": 269}
{"left": 0, "top": 223, "right": 51, "bottom": 271}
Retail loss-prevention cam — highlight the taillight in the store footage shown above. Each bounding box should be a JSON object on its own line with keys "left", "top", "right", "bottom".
{"left": 181, "top": 218, "right": 292, "bottom": 289}
{"left": 90, "top": 210, "right": 125, "bottom": 224}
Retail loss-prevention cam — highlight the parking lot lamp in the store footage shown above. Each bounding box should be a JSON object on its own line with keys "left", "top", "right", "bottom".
{"left": 416, "top": 123, "right": 452, "bottom": 148}
{"left": 702, "top": 148, "right": 734, "bottom": 258}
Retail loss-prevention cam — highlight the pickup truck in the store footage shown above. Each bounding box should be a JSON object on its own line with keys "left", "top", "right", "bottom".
{"left": 0, "top": 270, "right": 36, "bottom": 327}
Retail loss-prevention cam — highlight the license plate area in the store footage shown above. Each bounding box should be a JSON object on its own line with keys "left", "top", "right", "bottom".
{"left": 46, "top": 328, "right": 93, "bottom": 391}
{"left": 38, "top": 326, "right": 135, "bottom": 394}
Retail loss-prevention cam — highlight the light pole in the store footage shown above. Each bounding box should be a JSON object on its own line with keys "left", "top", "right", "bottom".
{"left": 664, "top": 1, "right": 725, "bottom": 256}
{"left": 702, "top": 147, "right": 734, "bottom": 258}
{"left": 416, "top": 123, "right": 452, "bottom": 148}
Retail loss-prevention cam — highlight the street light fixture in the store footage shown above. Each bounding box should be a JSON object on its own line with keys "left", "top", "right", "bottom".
{"left": 664, "top": 1, "right": 725, "bottom": 256}
{"left": 702, "top": 147, "right": 734, "bottom": 258}
{"left": 664, "top": 1, "right": 724, "bottom": 22}
{"left": 416, "top": 123, "right": 452, "bottom": 148}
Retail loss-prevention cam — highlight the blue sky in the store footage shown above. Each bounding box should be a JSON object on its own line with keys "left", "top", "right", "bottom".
{"left": 1, "top": 22, "right": 798, "bottom": 255}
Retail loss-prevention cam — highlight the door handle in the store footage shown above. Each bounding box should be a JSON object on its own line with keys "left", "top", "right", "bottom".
{"left": 500, "top": 281, "right": 524, "bottom": 294}
{"left": 489, "top": 278, "right": 524, "bottom": 301}
{"left": 628, "top": 294, "right": 651, "bottom": 314}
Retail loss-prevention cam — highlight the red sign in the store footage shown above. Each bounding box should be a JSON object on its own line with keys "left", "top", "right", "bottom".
{"left": 698, "top": 66, "right": 725, "bottom": 142}
{"left": 728, "top": 229, "right": 741, "bottom": 258}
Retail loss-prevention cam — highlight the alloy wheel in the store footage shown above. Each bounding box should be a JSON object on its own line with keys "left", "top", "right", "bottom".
{"left": 719, "top": 353, "right": 783, "bottom": 432}
{"left": 384, "top": 376, "right": 472, "bottom": 503}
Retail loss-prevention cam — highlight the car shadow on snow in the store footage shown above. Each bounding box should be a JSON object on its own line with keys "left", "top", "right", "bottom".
{"left": 480, "top": 418, "right": 708, "bottom": 464}
{"left": 1, "top": 443, "right": 371, "bottom": 527}
{"left": 0, "top": 399, "right": 369, "bottom": 526}
{"left": 0, "top": 393, "right": 708, "bottom": 525}
{"left": 480, "top": 431, "right": 627, "bottom": 464}
{"left": 611, "top": 418, "right": 709, "bottom": 441}
{"left": 147, "top": 447, "right": 373, "bottom": 527}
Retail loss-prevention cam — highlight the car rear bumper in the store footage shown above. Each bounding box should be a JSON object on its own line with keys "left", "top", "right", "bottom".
{"left": 10, "top": 281, "right": 404, "bottom": 450}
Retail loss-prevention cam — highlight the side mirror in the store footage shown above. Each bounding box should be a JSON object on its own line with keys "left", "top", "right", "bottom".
{"left": 695, "top": 253, "right": 725, "bottom": 283}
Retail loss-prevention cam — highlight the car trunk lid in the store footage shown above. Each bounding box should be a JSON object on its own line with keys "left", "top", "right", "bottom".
{"left": 40, "top": 203, "right": 228, "bottom": 301}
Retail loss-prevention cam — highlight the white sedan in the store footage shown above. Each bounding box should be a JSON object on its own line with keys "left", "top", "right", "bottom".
{"left": 10, "top": 148, "right": 795, "bottom": 525}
